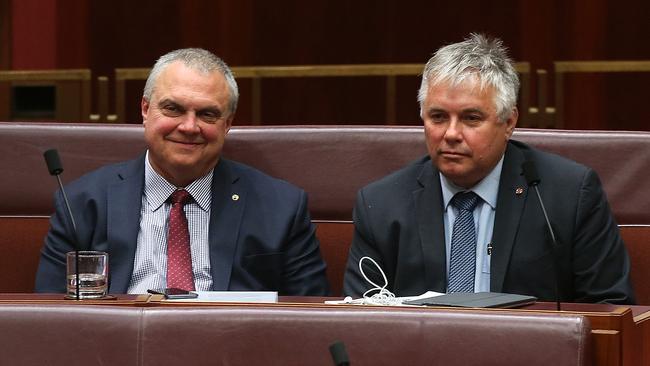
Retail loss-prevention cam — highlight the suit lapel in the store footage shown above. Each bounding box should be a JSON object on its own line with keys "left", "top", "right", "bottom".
{"left": 208, "top": 159, "right": 245, "bottom": 290}
{"left": 107, "top": 156, "right": 145, "bottom": 293}
{"left": 490, "top": 143, "right": 527, "bottom": 292}
{"left": 414, "top": 163, "right": 447, "bottom": 292}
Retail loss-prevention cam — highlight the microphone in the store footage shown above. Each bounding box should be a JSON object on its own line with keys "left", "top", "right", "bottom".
{"left": 329, "top": 341, "right": 350, "bottom": 366}
{"left": 44, "top": 149, "right": 81, "bottom": 300}
{"left": 521, "top": 160, "right": 561, "bottom": 311}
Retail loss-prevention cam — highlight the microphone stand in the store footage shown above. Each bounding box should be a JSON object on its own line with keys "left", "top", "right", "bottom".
{"left": 44, "top": 149, "right": 83, "bottom": 300}
{"left": 522, "top": 161, "right": 561, "bottom": 311}
{"left": 54, "top": 174, "right": 80, "bottom": 300}
{"left": 329, "top": 341, "right": 350, "bottom": 366}
{"left": 530, "top": 185, "right": 561, "bottom": 311}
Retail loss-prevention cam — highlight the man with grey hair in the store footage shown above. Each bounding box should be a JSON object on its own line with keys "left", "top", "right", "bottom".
{"left": 343, "top": 34, "right": 634, "bottom": 304}
{"left": 35, "top": 48, "right": 329, "bottom": 296}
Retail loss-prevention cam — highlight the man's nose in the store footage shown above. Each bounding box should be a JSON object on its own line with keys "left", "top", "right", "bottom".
{"left": 443, "top": 119, "right": 463, "bottom": 141}
{"left": 178, "top": 112, "right": 200, "bottom": 131}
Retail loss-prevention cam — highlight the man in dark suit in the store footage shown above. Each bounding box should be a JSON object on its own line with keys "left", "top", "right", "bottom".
{"left": 343, "top": 34, "right": 634, "bottom": 304}
{"left": 35, "top": 48, "right": 329, "bottom": 295}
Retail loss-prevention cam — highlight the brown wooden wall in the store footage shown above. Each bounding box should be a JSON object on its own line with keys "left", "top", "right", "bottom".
{"left": 3, "top": 0, "right": 650, "bottom": 129}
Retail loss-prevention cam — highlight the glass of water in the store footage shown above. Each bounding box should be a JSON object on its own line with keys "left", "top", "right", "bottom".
{"left": 66, "top": 251, "right": 108, "bottom": 299}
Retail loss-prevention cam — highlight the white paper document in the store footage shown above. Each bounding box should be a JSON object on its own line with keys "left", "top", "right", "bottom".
{"left": 166, "top": 291, "right": 278, "bottom": 303}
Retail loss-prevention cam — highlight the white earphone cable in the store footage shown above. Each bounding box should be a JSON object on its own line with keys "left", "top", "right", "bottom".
{"left": 357, "top": 256, "right": 401, "bottom": 306}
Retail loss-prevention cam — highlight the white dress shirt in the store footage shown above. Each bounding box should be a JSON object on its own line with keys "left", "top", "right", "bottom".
{"left": 127, "top": 151, "right": 214, "bottom": 294}
{"left": 440, "top": 156, "right": 504, "bottom": 292}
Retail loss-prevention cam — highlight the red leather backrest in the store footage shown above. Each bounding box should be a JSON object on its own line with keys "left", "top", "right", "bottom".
{"left": 1, "top": 123, "right": 648, "bottom": 224}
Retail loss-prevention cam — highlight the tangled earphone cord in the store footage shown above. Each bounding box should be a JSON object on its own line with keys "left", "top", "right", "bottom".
{"left": 358, "top": 256, "right": 402, "bottom": 306}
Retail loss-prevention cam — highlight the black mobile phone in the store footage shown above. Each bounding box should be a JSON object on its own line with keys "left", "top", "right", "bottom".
{"left": 147, "top": 288, "right": 198, "bottom": 299}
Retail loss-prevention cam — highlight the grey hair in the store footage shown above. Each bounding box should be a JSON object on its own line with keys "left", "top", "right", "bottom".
{"left": 143, "top": 48, "right": 239, "bottom": 116}
{"left": 417, "top": 33, "right": 519, "bottom": 122}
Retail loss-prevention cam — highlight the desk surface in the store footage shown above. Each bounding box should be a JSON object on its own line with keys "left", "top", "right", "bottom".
{"left": 2, "top": 293, "right": 649, "bottom": 316}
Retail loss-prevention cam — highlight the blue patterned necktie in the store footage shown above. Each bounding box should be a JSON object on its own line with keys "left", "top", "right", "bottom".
{"left": 447, "top": 191, "right": 480, "bottom": 293}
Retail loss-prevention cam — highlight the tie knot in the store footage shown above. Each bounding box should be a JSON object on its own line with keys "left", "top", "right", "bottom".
{"left": 452, "top": 191, "right": 479, "bottom": 211}
{"left": 170, "top": 189, "right": 192, "bottom": 205}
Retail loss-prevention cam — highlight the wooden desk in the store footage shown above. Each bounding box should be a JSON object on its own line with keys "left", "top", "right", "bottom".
{"left": 1, "top": 294, "right": 646, "bottom": 366}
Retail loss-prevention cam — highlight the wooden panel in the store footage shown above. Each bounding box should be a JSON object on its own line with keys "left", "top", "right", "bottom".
{"left": 55, "top": 0, "right": 88, "bottom": 68}
{"left": 7, "top": 0, "right": 650, "bottom": 129}
{"left": 110, "top": 63, "right": 530, "bottom": 125}
{"left": 10, "top": 0, "right": 56, "bottom": 69}
{"left": 553, "top": 62, "right": 650, "bottom": 129}
{"left": 0, "top": 69, "right": 92, "bottom": 122}
{"left": 641, "top": 315, "right": 650, "bottom": 365}
{"left": 592, "top": 329, "right": 621, "bottom": 366}
{"left": 0, "top": 0, "right": 10, "bottom": 69}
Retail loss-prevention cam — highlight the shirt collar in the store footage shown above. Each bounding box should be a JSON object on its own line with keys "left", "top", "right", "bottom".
{"left": 143, "top": 150, "right": 213, "bottom": 212}
{"left": 440, "top": 154, "right": 504, "bottom": 211}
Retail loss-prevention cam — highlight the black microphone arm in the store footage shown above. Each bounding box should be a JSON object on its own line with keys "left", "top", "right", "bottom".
{"left": 521, "top": 160, "right": 561, "bottom": 311}
{"left": 44, "top": 149, "right": 78, "bottom": 236}
{"left": 43, "top": 149, "right": 80, "bottom": 300}
{"left": 521, "top": 161, "right": 557, "bottom": 244}
{"left": 329, "top": 341, "right": 350, "bottom": 366}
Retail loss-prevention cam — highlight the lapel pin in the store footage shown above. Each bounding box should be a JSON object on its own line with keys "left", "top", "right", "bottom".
{"left": 515, "top": 187, "right": 524, "bottom": 195}
{"left": 231, "top": 194, "right": 240, "bottom": 201}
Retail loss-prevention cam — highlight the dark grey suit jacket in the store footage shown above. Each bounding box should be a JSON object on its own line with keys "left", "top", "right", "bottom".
{"left": 344, "top": 140, "right": 635, "bottom": 304}
{"left": 35, "top": 155, "right": 329, "bottom": 296}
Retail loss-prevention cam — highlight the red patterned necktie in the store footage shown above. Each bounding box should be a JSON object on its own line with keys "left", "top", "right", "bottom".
{"left": 166, "top": 189, "right": 195, "bottom": 291}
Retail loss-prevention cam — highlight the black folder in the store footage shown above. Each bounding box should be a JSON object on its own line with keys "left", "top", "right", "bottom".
{"left": 403, "top": 292, "right": 537, "bottom": 308}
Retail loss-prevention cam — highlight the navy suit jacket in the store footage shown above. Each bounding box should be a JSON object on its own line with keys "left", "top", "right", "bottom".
{"left": 344, "top": 140, "right": 635, "bottom": 304}
{"left": 35, "top": 155, "right": 329, "bottom": 296}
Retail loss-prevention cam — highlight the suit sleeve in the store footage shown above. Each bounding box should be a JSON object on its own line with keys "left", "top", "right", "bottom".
{"left": 343, "top": 189, "right": 390, "bottom": 297}
{"left": 34, "top": 190, "right": 78, "bottom": 293}
{"left": 571, "top": 169, "right": 635, "bottom": 304}
{"left": 280, "top": 190, "right": 330, "bottom": 296}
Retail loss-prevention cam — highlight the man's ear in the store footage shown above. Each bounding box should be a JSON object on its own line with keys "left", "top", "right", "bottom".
{"left": 141, "top": 97, "right": 150, "bottom": 125}
{"left": 224, "top": 116, "right": 234, "bottom": 134}
{"left": 505, "top": 107, "right": 518, "bottom": 139}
